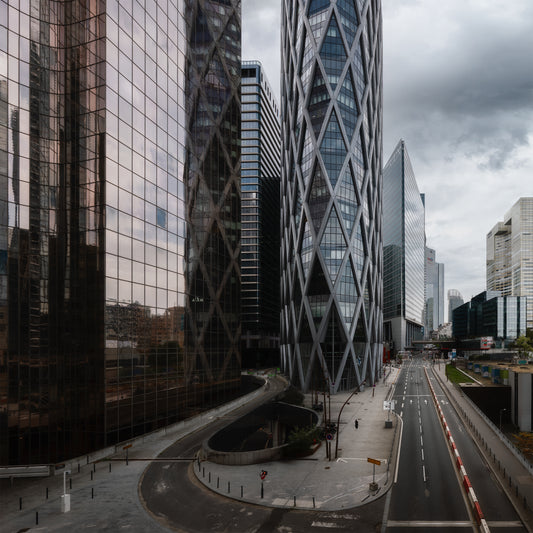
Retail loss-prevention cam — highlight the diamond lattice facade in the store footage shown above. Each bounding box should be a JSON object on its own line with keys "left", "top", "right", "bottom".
{"left": 280, "top": 0, "right": 383, "bottom": 393}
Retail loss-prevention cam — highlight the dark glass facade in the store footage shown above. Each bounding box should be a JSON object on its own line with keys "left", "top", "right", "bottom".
{"left": 280, "top": 0, "right": 383, "bottom": 393}
{"left": 0, "top": 0, "right": 241, "bottom": 466}
{"left": 240, "top": 62, "right": 281, "bottom": 366}
{"left": 383, "top": 140, "right": 425, "bottom": 353}
{"left": 452, "top": 291, "right": 526, "bottom": 344}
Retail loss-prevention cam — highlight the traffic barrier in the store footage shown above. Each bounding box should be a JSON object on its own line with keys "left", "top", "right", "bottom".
{"left": 424, "top": 367, "right": 489, "bottom": 531}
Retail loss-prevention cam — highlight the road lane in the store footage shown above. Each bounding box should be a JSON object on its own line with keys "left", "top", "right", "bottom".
{"left": 386, "top": 358, "right": 473, "bottom": 531}
{"left": 428, "top": 366, "right": 528, "bottom": 531}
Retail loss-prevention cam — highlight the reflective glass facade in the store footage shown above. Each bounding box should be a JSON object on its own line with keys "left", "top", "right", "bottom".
{"left": 452, "top": 291, "right": 526, "bottom": 343}
{"left": 383, "top": 140, "right": 425, "bottom": 352}
{"left": 240, "top": 62, "right": 281, "bottom": 363}
{"left": 487, "top": 197, "right": 533, "bottom": 329}
{"left": 0, "top": 0, "right": 241, "bottom": 466}
{"left": 280, "top": 0, "right": 383, "bottom": 393}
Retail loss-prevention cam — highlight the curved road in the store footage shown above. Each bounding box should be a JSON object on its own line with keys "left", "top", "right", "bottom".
{"left": 140, "top": 376, "right": 387, "bottom": 533}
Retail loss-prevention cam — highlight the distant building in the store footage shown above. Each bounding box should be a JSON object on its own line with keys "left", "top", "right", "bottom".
{"left": 425, "top": 247, "right": 444, "bottom": 336}
{"left": 487, "top": 197, "right": 533, "bottom": 328}
{"left": 240, "top": 62, "right": 281, "bottom": 366}
{"left": 452, "top": 291, "right": 526, "bottom": 345}
{"left": 383, "top": 140, "right": 425, "bottom": 354}
{"left": 448, "top": 289, "right": 464, "bottom": 322}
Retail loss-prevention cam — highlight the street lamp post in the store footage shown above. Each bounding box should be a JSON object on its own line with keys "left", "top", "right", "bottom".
{"left": 334, "top": 382, "right": 362, "bottom": 459}
{"left": 499, "top": 408, "right": 507, "bottom": 432}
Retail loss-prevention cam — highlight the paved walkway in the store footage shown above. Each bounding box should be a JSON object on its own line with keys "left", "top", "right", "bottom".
{"left": 2, "top": 361, "right": 531, "bottom": 531}
{"left": 194, "top": 367, "right": 402, "bottom": 511}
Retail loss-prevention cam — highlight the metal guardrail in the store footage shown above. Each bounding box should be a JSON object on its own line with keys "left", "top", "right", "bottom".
{"left": 0, "top": 465, "right": 51, "bottom": 478}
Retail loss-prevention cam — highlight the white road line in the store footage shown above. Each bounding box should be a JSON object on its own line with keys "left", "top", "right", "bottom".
{"left": 421, "top": 448, "right": 424, "bottom": 461}
{"left": 311, "top": 521, "right": 343, "bottom": 528}
{"left": 422, "top": 465, "right": 426, "bottom": 482}
{"left": 386, "top": 520, "right": 473, "bottom": 528}
{"left": 420, "top": 435, "right": 423, "bottom": 446}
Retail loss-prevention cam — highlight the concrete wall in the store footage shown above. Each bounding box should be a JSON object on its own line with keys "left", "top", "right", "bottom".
{"left": 510, "top": 371, "right": 533, "bottom": 431}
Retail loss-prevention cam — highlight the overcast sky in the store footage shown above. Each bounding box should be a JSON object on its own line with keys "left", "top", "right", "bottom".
{"left": 242, "top": 0, "right": 533, "bottom": 309}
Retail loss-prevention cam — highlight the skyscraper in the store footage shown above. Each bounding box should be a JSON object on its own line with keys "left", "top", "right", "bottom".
{"left": 240, "top": 61, "right": 281, "bottom": 366}
{"left": 280, "top": 0, "right": 383, "bottom": 393}
{"left": 448, "top": 289, "right": 464, "bottom": 323}
{"left": 0, "top": 0, "right": 241, "bottom": 465}
{"left": 487, "top": 197, "right": 533, "bottom": 328}
{"left": 425, "top": 246, "right": 444, "bottom": 335}
{"left": 383, "top": 140, "right": 425, "bottom": 353}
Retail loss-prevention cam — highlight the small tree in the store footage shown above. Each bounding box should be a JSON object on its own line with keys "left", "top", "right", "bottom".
{"left": 511, "top": 335, "right": 533, "bottom": 359}
{"left": 284, "top": 426, "right": 321, "bottom": 457}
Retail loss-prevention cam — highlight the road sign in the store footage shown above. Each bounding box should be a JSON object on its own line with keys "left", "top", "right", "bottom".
{"left": 367, "top": 457, "right": 381, "bottom": 466}
{"left": 326, "top": 433, "right": 333, "bottom": 441}
{"left": 260, "top": 470, "right": 267, "bottom": 480}
{"left": 383, "top": 400, "right": 395, "bottom": 411}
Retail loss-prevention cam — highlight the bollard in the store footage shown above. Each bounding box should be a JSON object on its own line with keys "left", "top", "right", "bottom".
{"left": 36, "top": 511, "right": 38, "bottom": 525}
{"left": 46, "top": 487, "right": 48, "bottom": 499}
{"left": 293, "top": 496, "right": 296, "bottom": 507}
{"left": 241, "top": 485, "right": 243, "bottom": 498}
{"left": 90, "top": 471, "right": 93, "bottom": 481}
{"left": 78, "top": 463, "right": 80, "bottom": 473}
{"left": 69, "top": 478, "right": 72, "bottom": 490}
{"left": 208, "top": 472, "right": 211, "bottom": 483}
{"left": 509, "top": 477, "right": 512, "bottom": 487}
{"left": 313, "top": 497, "right": 316, "bottom": 508}
{"left": 228, "top": 481, "right": 230, "bottom": 494}
{"left": 93, "top": 463, "right": 96, "bottom": 473}
{"left": 261, "top": 482, "right": 264, "bottom": 499}
{"left": 202, "top": 467, "right": 205, "bottom": 478}
{"left": 19, "top": 497, "right": 22, "bottom": 510}
{"left": 217, "top": 477, "right": 219, "bottom": 489}
{"left": 92, "top": 487, "right": 94, "bottom": 499}
{"left": 109, "top": 463, "right": 111, "bottom": 473}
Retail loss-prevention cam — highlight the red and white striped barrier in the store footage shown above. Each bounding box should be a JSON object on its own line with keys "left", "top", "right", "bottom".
{"left": 424, "top": 369, "right": 490, "bottom": 532}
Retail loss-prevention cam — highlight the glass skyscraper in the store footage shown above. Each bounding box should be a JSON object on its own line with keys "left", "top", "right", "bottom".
{"left": 240, "top": 61, "right": 281, "bottom": 366}
{"left": 487, "top": 197, "right": 533, "bottom": 329}
{"left": 425, "top": 246, "right": 444, "bottom": 336}
{"left": 0, "top": 0, "right": 241, "bottom": 465}
{"left": 383, "top": 140, "right": 425, "bottom": 353}
{"left": 280, "top": 0, "right": 383, "bottom": 393}
{"left": 448, "top": 288, "right": 464, "bottom": 322}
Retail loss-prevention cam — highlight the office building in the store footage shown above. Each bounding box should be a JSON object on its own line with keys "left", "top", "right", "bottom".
{"left": 487, "top": 198, "right": 533, "bottom": 328}
{"left": 0, "top": 0, "right": 241, "bottom": 465}
{"left": 383, "top": 140, "right": 425, "bottom": 353}
{"left": 425, "top": 247, "right": 444, "bottom": 336}
{"left": 240, "top": 61, "right": 281, "bottom": 367}
{"left": 280, "top": 0, "right": 384, "bottom": 393}
{"left": 448, "top": 289, "right": 464, "bottom": 322}
{"left": 452, "top": 291, "right": 526, "bottom": 345}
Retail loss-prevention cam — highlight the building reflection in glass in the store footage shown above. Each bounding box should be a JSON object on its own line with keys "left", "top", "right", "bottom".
{"left": 0, "top": 0, "right": 241, "bottom": 466}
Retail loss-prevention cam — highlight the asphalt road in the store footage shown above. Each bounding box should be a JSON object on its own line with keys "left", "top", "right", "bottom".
{"left": 141, "top": 376, "right": 388, "bottom": 533}
{"left": 429, "top": 365, "right": 527, "bottom": 531}
{"left": 385, "top": 358, "right": 474, "bottom": 532}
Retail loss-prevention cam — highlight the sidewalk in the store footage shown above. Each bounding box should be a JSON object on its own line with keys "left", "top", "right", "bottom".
{"left": 194, "top": 367, "right": 402, "bottom": 511}
{"left": 432, "top": 362, "right": 533, "bottom": 531}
